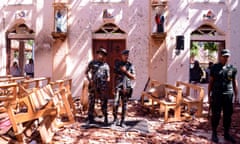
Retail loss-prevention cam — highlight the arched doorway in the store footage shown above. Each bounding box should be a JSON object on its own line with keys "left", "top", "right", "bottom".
{"left": 93, "top": 23, "right": 126, "bottom": 99}
{"left": 6, "top": 19, "right": 35, "bottom": 76}
{"left": 190, "top": 23, "right": 226, "bottom": 83}
{"left": 190, "top": 23, "right": 225, "bottom": 102}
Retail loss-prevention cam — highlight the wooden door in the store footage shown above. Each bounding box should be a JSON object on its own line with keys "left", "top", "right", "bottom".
{"left": 92, "top": 39, "right": 126, "bottom": 99}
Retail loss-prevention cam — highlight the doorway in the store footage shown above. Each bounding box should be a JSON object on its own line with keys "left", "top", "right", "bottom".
{"left": 190, "top": 41, "right": 225, "bottom": 83}
{"left": 92, "top": 39, "right": 126, "bottom": 99}
{"left": 190, "top": 24, "right": 226, "bottom": 83}
{"left": 7, "top": 40, "right": 34, "bottom": 76}
{"left": 6, "top": 21, "right": 35, "bottom": 76}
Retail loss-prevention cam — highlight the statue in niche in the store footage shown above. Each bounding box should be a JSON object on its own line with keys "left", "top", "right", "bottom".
{"left": 103, "top": 9, "right": 113, "bottom": 19}
{"left": 55, "top": 9, "right": 67, "bottom": 33}
{"left": 155, "top": 9, "right": 164, "bottom": 33}
{"left": 203, "top": 10, "right": 216, "bottom": 21}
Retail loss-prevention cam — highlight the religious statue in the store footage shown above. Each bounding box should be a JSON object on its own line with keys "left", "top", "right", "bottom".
{"left": 103, "top": 9, "right": 113, "bottom": 19}
{"left": 155, "top": 11, "right": 164, "bottom": 33}
{"left": 55, "top": 9, "right": 67, "bottom": 33}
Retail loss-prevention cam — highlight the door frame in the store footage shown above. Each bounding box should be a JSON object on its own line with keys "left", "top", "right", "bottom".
{"left": 5, "top": 20, "right": 35, "bottom": 75}
{"left": 92, "top": 39, "right": 126, "bottom": 99}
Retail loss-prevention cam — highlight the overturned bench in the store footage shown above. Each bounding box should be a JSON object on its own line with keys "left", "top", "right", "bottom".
{"left": 0, "top": 82, "right": 18, "bottom": 139}
{"left": 18, "top": 77, "right": 51, "bottom": 98}
{"left": 2, "top": 83, "right": 57, "bottom": 143}
{"left": 50, "top": 79, "right": 76, "bottom": 127}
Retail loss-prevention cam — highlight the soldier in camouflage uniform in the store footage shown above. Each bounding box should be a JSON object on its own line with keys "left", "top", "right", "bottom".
{"left": 85, "top": 48, "right": 110, "bottom": 125}
{"left": 112, "top": 50, "right": 136, "bottom": 127}
{"left": 208, "top": 49, "right": 238, "bottom": 143}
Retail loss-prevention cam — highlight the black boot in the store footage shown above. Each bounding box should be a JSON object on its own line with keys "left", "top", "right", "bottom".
{"left": 112, "top": 116, "right": 117, "bottom": 124}
{"left": 211, "top": 131, "right": 219, "bottom": 143}
{"left": 120, "top": 119, "right": 127, "bottom": 128}
{"left": 113, "top": 106, "right": 118, "bottom": 125}
{"left": 104, "top": 116, "right": 108, "bottom": 126}
{"left": 224, "top": 132, "right": 236, "bottom": 143}
{"left": 86, "top": 116, "right": 95, "bottom": 125}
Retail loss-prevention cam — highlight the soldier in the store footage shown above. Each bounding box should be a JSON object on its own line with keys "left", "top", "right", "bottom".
{"left": 85, "top": 48, "right": 110, "bottom": 125}
{"left": 112, "top": 49, "right": 136, "bottom": 127}
{"left": 208, "top": 49, "right": 238, "bottom": 143}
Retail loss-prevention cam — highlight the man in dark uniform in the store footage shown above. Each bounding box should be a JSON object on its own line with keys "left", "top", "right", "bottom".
{"left": 85, "top": 48, "right": 110, "bottom": 125}
{"left": 208, "top": 49, "right": 238, "bottom": 143}
{"left": 112, "top": 49, "right": 136, "bottom": 127}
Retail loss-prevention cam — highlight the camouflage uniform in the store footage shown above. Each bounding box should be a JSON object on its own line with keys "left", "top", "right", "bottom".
{"left": 86, "top": 60, "right": 110, "bottom": 123}
{"left": 113, "top": 60, "right": 135, "bottom": 125}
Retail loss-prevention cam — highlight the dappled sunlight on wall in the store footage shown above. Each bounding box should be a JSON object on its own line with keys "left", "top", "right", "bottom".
{"left": 149, "top": 40, "right": 167, "bottom": 83}
{"left": 35, "top": 1, "right": 44, "bottom": 34}
{"left": 66, "top": 1, "right": 93, "bottom": 97}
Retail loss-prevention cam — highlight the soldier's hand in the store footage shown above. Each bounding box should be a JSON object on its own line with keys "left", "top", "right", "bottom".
{"left": 120, "top": 66, "right": 127, "bottom": 72}
{"left": 89, "top": 80, "right": 94, "bottom": 86}
{"left": 122, "top": 89, "right": 127, "bottom": 95}
{"left": 208, "top": 96, "right": 212, "bottom": 105}
{"left": 234, "top": 96, "right": 239, "bottom": 104}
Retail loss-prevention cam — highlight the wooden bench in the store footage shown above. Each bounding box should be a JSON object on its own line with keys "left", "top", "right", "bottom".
{"left": 19, "top": 77, "right": 50, "bottom": 98}
{"left": 4, "top": 84, "right": 57, "bottom": 143}
{"left": 20, "top": 77, "right": 50, "bottom": 89}
{"left": 141, "top": 80, "right": 162, "bottom": 109}
{"left": 176, "top": 81, "right": 204, "bottom": 117}
{"left": 0, "top": 83, "right": 18, "bottom": 138}
{"left": 0, "top": 76, "right": 26, "bottom": 84}
{"left": 50, "top": 79, "right": 76, "bottom": 127}
{"left": 141, "top": 82, "right": 183, "bottom": 122}
{"left": 158, "top": 84, "right": 183, "bottom": 122}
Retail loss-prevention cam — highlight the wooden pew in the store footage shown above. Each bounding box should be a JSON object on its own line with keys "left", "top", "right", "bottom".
{"left": 141, "top": 80, "right": 162, "bottom": 109}
{"left": 176, "top": 81, "right": 204, "bottom": 117}
{"left": 49, "top": 79, "right": 75, "bottom": 127}
{"left": 158, "top": 84, "right": 183, "bottom": 122}
{"left": 19, "top": 77, "right": 50, "bottom": 98}
{"left": 20, "top": 77, "right": 50, "bottom": 89}
{"left": 0, "top": 83, "right": 18, "bottom": 143}
{"left": 141, "top": 81, "right": 183, "bottom": 122}
{"left": 4, "top": 84, "right": 57, "bottom": 143}
{"left": 0, "top": 76, "right": 25, "bottom": 84}
{"left": 0, "top": 75, "right": 12, "bottom": 79}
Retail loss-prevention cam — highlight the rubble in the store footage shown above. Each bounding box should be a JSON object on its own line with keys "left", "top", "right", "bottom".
{"left": 1, "top": 100, "right": 240, "bottom": 143}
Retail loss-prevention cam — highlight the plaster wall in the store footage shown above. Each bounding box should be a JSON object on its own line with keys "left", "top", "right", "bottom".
{"left": 228, "top": 0, "right": 240, "bottom": 102}
{"left": 67, "top": 0, "right": 149, "bottom": 99}
{"left": 166, "top": 0, "right": 230, "bottom": 85}
{"left": 34, "top": 1, "right": 54, "bottom": 78}
{"left": 149, "top": 39, "right": 167, "bottom": 83}
{"left": 0, "top": 1, "right": 54, "bottom": 78}
{"left": 1, "top": 0, "right": 240, "bottom": 101}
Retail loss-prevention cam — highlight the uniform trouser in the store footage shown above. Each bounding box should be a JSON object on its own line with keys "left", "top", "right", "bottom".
{"left": 211, "top": 92, "right": 233, "bottom": 134}
{"left": 99, "top": 89, "right": 108, "bottom": 121}
{"left": 88, "top": 91, "right": 95, "bottom": 121}
{"left": 88, "top": 89, "right": 108, "bottom": 121}
{"left": 113, "top": 88, "right": 128, "bottom": 123}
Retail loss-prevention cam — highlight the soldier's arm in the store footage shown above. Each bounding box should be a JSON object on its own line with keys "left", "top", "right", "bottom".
{"left": 208, "top": 76, "right": 214, "bottom": 104}
{"left": 120, "top": 66, "right": 135, "bottom": 80}
{"left": 233, "top": 78, "right": 238, "bottom": 103}
{"left": 85, "top": 63, "right": 91, "bottom": 82}
{"left": 106, "top": 64, "right": 110, "bottom": 82}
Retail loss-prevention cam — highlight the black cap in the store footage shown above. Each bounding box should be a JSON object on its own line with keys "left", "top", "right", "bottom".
{"left": 97, "top": 48, "right": 107, "bottom": 56}
{"left": 121, "top": 50, "right": 129, "bottom": 55}
{"left": 221, "top": 49, "right": 231, "bottom": 56}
